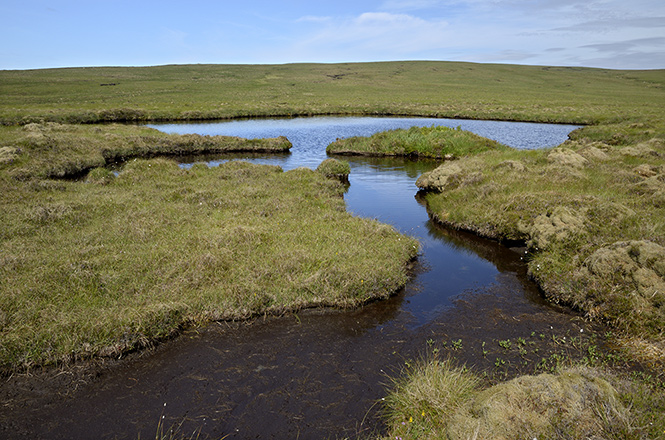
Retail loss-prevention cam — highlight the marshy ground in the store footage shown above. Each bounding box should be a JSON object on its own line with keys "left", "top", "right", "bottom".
{"left": 1, "top": 61, "right": 664, "bottom": 439}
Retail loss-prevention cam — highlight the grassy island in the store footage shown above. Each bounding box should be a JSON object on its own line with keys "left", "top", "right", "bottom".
{"left": 327, "top": 124, "right": 509, "bottom": 158}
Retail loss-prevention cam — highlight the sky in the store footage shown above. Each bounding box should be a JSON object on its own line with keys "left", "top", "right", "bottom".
{"left": 2, "top": 0, "right": 664, "bottom": 70}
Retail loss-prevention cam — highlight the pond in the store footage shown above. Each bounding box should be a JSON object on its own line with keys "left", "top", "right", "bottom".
{"left": 0, "top": 117, "right": 591, "bottom": 440}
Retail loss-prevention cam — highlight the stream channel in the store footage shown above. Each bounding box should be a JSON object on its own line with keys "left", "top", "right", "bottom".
{"left": 2, "top": 117, "right": 591, "bottom": 439}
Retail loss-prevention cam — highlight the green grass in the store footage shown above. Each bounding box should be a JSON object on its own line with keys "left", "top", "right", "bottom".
{"left": 0, "top": 62, "right": 663, "bottom": 126}
{"left": 315, "top": 158, "right": 351, "bottom": 179}
{"left": 415, "top": 134, "right": 665, "bottom": 360}
{"left": 327, "top": 125, "right": 509, "bottom": 158}
{"left": 0, "top": 158, "right": 418, "bottom": 371}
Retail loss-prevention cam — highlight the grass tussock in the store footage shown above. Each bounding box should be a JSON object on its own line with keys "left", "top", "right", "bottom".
{"left": 416, "top": 126, "right": 665, "bottom": 364}
{"left": 0, "top": 159, "right": 418, "bottom": 372}
{"left": 315, "top": 158, "right": 351, "bottom": 180}
{"left": 327, "top": 125, "right": 508, "bottom": 159}
{"left": 381, "top": 359, "right": 645, "bottom": 440}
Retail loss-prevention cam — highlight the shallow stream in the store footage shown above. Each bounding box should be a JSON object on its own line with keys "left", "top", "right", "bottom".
{"left": 1, "top": 117, "right": 592, "bottom": 439}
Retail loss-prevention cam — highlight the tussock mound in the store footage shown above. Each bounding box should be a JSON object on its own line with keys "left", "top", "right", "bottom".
{"left": 415, "top": 162, "right": 464, "bottom": 192}
{"left": 547, "top": 147, "right": 588, "bottom": 168}
{"left": 0, "top": 147, "right": 19, "bottom": 165}
{"left": 519, "top": 206, "right": 586, "bottom": 250}
{"left": 494, "top": 159, "right": 526, "bottom": 172}
{"left": 447, "top": 368, "right": 629, "bottom": 440}
{"left": 573, "top": 240, "right": 665, "bottom": 332}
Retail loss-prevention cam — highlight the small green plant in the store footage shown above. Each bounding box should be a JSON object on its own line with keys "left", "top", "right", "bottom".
{"left": 499, "top": 339, "right": 512, "bottom": 350}
{"left": 452, "top": 339, "right": 463, "bottom": 350}
{"left": 481, "top": 341, "right": 488, "bottom": 357}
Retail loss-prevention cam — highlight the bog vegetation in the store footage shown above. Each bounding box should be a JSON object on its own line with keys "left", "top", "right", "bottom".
{"left": 1, "top": 61, "right": 664, "bottom": 438}
{"left": 327, "top": 124, "right": 509, "bottom": 158}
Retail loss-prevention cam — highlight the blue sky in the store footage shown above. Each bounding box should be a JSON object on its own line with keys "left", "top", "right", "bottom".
{"left": 2, "top": 0, "right": 664, "bottom": 70}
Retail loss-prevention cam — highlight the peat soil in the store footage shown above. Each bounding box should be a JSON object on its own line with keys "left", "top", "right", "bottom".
{"left": 0, "top": 223, "right": 600, "bottom": 440}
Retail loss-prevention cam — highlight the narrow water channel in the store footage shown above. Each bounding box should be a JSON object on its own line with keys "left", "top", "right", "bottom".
{"left": 0, "top": 117, "right": 589, "bottom": 440}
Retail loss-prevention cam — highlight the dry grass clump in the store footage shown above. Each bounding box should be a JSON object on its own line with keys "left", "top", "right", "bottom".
{"left": 382, "top": 359, "right": 479, "bottom": 438}
{"left": 382, "top": 360, "right": 634, "bottom": 440}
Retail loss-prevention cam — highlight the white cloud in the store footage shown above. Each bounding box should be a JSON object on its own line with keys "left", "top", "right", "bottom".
{"left": 582, "top": 37, "right": 665, "bottom": 53}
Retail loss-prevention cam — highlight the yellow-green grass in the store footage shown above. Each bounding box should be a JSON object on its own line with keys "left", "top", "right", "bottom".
{"left": 1, "top": 62, "right": 663, "bottom": 126}
{"left": 0, "top": 158, "right": 418, "bottom": 372}
{"left": 327, "top": 125, "right": 509, "bottom": 158}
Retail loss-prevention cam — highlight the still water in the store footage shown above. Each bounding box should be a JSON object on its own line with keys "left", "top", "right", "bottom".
{"left": 1, "top": 117, "right": 587, "bottom": 440}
